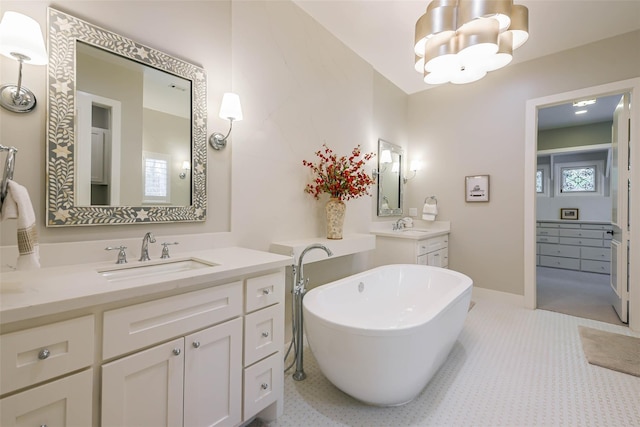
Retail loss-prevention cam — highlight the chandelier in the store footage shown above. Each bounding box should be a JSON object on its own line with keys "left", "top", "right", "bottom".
{"left": 414, "top": 0, "right": 529, "bottom": 85}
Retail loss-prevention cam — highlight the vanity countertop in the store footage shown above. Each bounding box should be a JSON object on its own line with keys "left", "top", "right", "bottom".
{"left": 0, "top": 247, "right": 292, "bottom": 325}
{"left": 370, "top": 221, "right": 450, "bottom": 240}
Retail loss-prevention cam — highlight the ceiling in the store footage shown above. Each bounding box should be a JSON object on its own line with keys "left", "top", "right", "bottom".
{"left": 293, "top": 0, "right": 640, "bottom": 129}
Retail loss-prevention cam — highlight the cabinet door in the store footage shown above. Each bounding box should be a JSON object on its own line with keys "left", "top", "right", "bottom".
{"left": 0, "top": 369, "right": 92, "bottom": 427}
{"left": 102, "top": 338, "right": 184, "bottom": 427}
{"left": 184, "top": 318, "right": 242, "bottom": 427}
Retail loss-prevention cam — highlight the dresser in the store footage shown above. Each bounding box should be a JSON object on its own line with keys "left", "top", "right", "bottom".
{"left": 536, "top": 221, "right": 612, "bottom": 274}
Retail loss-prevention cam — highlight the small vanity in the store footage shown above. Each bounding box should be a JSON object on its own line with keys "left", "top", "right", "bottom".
{"left": 371, "top": 222, "right": 450, "bottom": 268}
{"left": 0, "top": 247, "right": 291, "bottom": 427}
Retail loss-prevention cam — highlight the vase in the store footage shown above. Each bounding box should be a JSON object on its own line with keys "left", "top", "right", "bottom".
{"left": 325, "top": 197, "right": 346, "bottom": 240}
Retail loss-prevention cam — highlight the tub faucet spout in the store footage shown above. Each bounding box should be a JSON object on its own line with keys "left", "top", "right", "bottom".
{"left": 292, "top": 243, "right": 332, "bottom": 382}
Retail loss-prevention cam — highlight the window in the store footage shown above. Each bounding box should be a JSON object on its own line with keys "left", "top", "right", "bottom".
{"left": 142, "top": 151, "right": 171, "bottom": 204}
{"left": 536, "top": 164, "right": 550, "bottom": 196}
{"left": 554, "top": 160, "right": 603, "bottom": 197}
{"left": 560, "top": 165, "right": 596, "bottom": 192}
{"left": 536, "top": 170, "right": 543, "bottom": 193}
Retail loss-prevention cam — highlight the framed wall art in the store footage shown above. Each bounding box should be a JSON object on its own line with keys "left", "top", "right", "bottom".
{"left": 465, "top": 175, "right": 490, "bottom": 202}
{"left": 560, "top": 208, "right": 579, "bottom": 220}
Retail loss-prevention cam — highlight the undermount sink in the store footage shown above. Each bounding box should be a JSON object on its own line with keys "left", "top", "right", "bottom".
{"left": 98, "top": 258, "right": 218, "bottom": 282}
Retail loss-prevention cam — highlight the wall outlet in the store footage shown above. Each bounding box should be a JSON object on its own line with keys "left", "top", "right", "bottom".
{"left": 408, "top": 207, "right": 418, "bottom": 217}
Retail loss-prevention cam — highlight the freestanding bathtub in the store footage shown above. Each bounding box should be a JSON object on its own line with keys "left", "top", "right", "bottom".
{"left": 303, "top": 264, "right": 472, "bottom": 406}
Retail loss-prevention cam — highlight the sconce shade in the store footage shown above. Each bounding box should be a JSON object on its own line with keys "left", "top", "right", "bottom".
{"left": 210, "top": 93, "right": 242, "bottom": 150}
{"left": 0, "top": 11, "right": 48, "bottom": 64}
{"left": 181, "top": 161, "right": 191, "bottom": 170}
{"left": 219, "top": 92, "right": 243, "bottom": 121}
{"left": 380, "top": 149, "right": 393, "bottom": 164}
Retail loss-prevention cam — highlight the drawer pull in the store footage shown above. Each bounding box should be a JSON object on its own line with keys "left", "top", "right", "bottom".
{"left": 262, "top": 288, "right": 272, "bottom": 296}
{"left": 261, "top": 331, "right": 270, "bottom": 338}
{"left": 261, "top": 383, "right": 269, "bottom": 390}
{"left": 38, "top": 349, "right": 50, "bottom": 360}
{"left": 173, "top": 348, "right": 181, "bottom": 356}
{"left": 192, "top": 341, "right": 201, "bottom": 349}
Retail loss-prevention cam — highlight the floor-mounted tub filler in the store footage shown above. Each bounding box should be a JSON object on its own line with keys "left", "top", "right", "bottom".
{"left": 303, "top": 264, "right": 473, "bottom": 406}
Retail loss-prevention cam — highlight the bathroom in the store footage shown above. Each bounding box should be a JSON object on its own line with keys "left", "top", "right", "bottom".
{"left": 1, "top": 1, "right": 639, "bottom": 426}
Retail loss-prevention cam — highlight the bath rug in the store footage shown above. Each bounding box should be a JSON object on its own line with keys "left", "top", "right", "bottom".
{"left": 468, "top": 301, "right": 476, "bottom": 311}
{"left": 578, "top": 326, "right": 640, "bottom": 377}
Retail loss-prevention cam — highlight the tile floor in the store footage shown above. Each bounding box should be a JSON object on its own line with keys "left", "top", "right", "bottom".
{"left": 266, "top": 290, "right": 640, "bottom": 426}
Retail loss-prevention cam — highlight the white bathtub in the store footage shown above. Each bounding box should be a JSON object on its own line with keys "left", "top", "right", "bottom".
{"left": 303, "top": 264, "right": 472, "bottom": 406}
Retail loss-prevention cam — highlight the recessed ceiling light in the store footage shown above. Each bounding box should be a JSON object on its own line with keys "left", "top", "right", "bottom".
{"left": 573, "top": 99, "right": 596, "bottom": 107}
{"left": 575, "top": 110, "right": 588, "bottom": 115}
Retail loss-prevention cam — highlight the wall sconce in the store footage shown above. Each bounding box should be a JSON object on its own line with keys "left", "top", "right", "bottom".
{"left": 209, "top": 92, "right": 243, "bottom": 150}
{"left": 403, "top": 160, "right": 422, "bottom": 184}
{"left": 179, "top": 161, "right": 190, "bottom": 179}
{"left": 0, "top": 11, "right": 48, "bottom": 113}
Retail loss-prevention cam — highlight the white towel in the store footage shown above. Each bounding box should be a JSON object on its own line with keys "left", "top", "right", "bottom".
{"left": 2, "top": 180, "right": 40, "bottom": 270}
{"left": 422, "top": 202, "right": 438, "bottom": 221}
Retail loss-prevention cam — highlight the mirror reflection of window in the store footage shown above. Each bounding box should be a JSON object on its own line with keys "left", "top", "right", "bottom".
{"left": 142, "top": 151, "right": 171, "bottom": 204}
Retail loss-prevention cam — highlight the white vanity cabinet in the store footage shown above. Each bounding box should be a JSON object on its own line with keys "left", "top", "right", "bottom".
{"left": 0, "top": 247, "right": 290, "bottom": 427}
{"left": 0, "top": 316, "right": 95, "bottom": 427}
{"left": 374, "top": 233, "right": 449, "bottom": 268}
{"left": 100, "top": 271, "right": 286, "bottom": 427}
{"left": 536, "top": 221, "right": 612, "bottom": 274}
{"left": 101, "top": 283, "right": 243, "bottom": 427}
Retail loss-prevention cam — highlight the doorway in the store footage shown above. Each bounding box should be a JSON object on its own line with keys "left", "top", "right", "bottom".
{"left": 535, "top": 94, "right": 624, "bottom": 325}
{"left": 523, "top": 78, "right": 640, "bottom": 332}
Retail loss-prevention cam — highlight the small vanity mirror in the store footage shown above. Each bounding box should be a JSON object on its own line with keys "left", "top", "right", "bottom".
{"left": 377, "top": 139, "right": 403, "bottom": 216}
{"left": 46, "top": 8, "right": 207, "bottom": 226}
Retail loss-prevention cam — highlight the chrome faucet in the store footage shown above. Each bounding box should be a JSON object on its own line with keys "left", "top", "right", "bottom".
{"left": 139, "top": 232, "right": 156, "bottom": 261}
{"left": 292, "top": 243, "right": 333, "bottom": 381}
{"left": 393, "top": 218, "right": 406, "bottom": 231}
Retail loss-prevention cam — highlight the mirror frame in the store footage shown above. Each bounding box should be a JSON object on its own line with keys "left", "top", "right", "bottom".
{"left": 377, "top": 139, "right": 403, "bottom": 217}
{"left": 46, "top": 8, "right": 207, "bottom": 226}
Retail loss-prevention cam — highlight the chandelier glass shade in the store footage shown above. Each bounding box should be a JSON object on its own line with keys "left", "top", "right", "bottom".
{"left": 415, "top": 0, "right": 529, "bottom": 85}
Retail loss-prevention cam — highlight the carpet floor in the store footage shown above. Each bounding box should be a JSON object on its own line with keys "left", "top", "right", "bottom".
{"left": 536, "top": 266, "right": 625, "bottom": 326}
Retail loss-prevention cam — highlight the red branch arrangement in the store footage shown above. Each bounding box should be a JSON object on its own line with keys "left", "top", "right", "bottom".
{"left": 302, "top": 144, "right": 376, "bottom": 201}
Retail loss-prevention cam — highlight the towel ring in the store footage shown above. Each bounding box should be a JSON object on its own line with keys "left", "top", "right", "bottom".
{"left": 424, "top": 195, "right": 437, "bottom": 205}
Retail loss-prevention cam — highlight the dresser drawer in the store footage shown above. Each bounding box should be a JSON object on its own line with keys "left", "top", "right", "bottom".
{"left": 537, "top": 222, "right": 560, "bottom": 228}
{"left": 537, "top": 228, "right": 559, "bottom": 237}
{"left": 0, "top": 368, "right": 93, "bottom": 426}
{"left": 244, "top": 304, "right": 283, "bottom": 366}
{"left": 539, "top": 255, "right": 581, "bottom": 270}
{"left": 559, "top": 237, "right": 604, "bottom": 247}
{"left": 536, "top": 235, "right": 559, "bottom": 244}
{"left": 243, "top": 353, "right": 282, "bottom": 420}
{"left": 0, "top": 315, "right": 94, "bottom": 395}
{"left": 581, "top": 260, "right": 610, "bottom": 274}
{"left": 581, "top": 224, "right": 612, "bottom": 231}
{"left": 539, "top": 243, "right": 580, "bottom": 258}
{"left": 103, "top": 282, "right": 242, "bottom": 359}
{"left": 559, "top": 229, "right": 604, "bottom": 239}
{"left": 245, "top": 272, "right": 285, "bottom": 313}
{"left": 417, "top": 235, "right": 448, "bottom": 256}
{"left": 581, "top": 247, "right": 611, "bottom": 261}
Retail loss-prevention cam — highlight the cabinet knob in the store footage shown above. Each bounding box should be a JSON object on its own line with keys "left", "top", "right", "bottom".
{"left": 262, "top": 288, "right": 272, "bottom": 295}
{"left": 261, "top": 331, "right": 270, "bottom": 338}
{"left": 173, "top": 348, "right": 181, "bottom": 356}
{"left": 192, "top": 341, "right": 201, "bottom": 349}
{"left": 261, "top": 383, "right": 269, "bottom": 390}
{"left": 38, "top": 349, "right": 50, "bottom": 360}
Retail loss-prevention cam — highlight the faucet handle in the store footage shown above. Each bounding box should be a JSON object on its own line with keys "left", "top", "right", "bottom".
{"left": 105, "top": 246, "right": 128, "bottom": 264}
{"left": 160, "top": 242, "right": 179, "bottom": 259}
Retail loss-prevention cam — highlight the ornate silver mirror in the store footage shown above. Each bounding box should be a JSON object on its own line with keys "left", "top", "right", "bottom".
{"left": 46, "top": 8, "right": 207, "bottom": 226}
{"left": 377, "top": 139, "right": 403, "bottom": 216}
